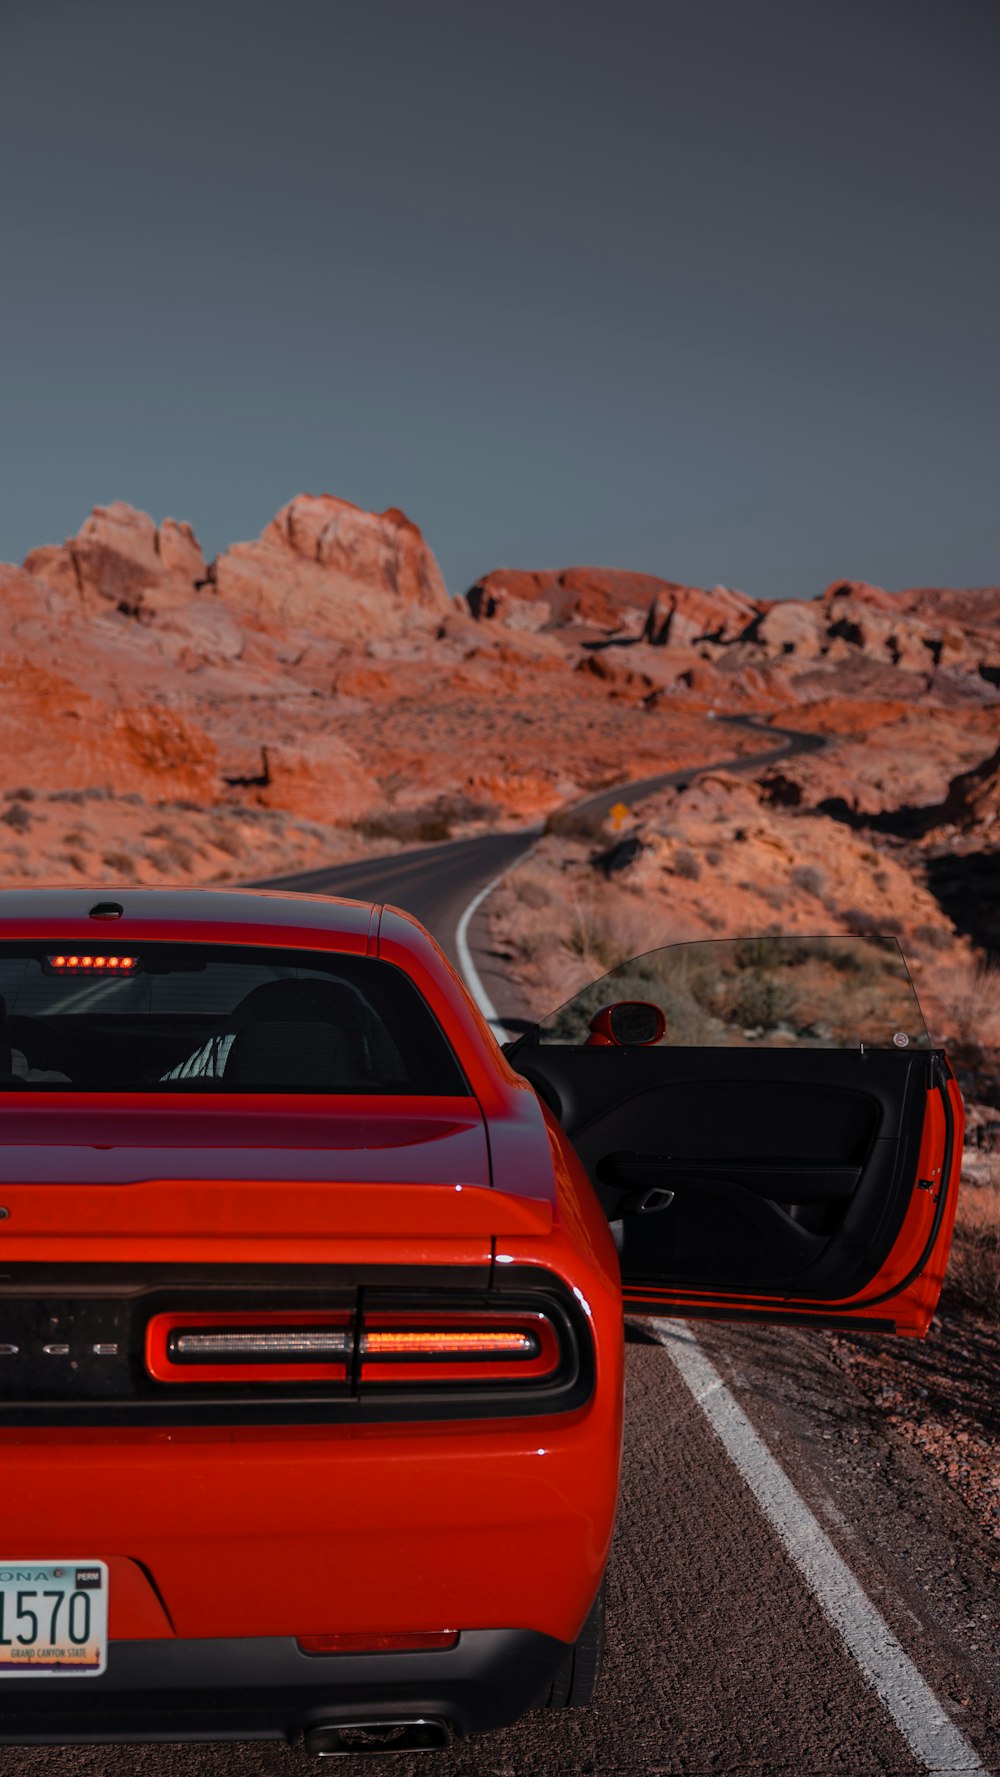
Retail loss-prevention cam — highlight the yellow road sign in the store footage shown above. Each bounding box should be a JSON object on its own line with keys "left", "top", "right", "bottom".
{"left": 610, "top": 802, "right": 630, "bottom": 832}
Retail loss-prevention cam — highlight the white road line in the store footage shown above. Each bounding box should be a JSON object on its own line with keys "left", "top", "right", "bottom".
{"left": 455, "top": 868, "right": 524, "bottom": 1043}
{"left": 652, "top": 1318, "right": 989, "bottom": 1776}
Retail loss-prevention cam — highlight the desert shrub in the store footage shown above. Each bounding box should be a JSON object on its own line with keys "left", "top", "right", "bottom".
{"left": 729, "top": 969, "right": 793, "bottom": 1031}
{"left": 102, "top": 851, "right": 137, "bottom": 876}
{"left": 4, "top": 787, "right": 35, "bottom": 803}
{"left": 511, "top": 930, "right": 551, "bottom": 964}
{"left": 416, "top": 814, "right": 453, "bottom": 843}
{"left": 948, "top": 1169, "right": 1000, "bottom": 1318}
{"left": 560, "top": 898, "right": 654, "bottom": 974}
{"left": 671, "top": 849, "right": 701, "bottom": 881}
{"left": 939, "top": 960, "right": 1000, "bottom": 1053}
{"left": 1, "top": 804, "right": 32, "bottom": 832}
{"left": 543, "top": 808, "right": 609, "bottom": 845}
{"left": 150, "top": 842, "right": 195, "bottom": 875}
{"left": 512, "top": 875, "right": 553, "bottom": 911}
{"left": 358, "top": 802, "right": 458, "bottom": 845}
{"left": 913, "top": 922, "right": 954, "bottom": 952}
{"left": 790, "top": 865, "right": 825, "bottom": 897}
{"left": 842, "top": 907, "right": 903, "bottom": 937}
{"left": 211, "top": 827, "right": 245, "bottom": 858}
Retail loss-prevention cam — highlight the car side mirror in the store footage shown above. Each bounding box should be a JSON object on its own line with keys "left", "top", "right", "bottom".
{"left": 586, "top": 1001, "right": 666, "bottom": 1047}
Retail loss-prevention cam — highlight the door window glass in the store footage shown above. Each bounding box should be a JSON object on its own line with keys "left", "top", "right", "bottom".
{"left": 530, "top": 935, "right": 930, "bottom": 1050}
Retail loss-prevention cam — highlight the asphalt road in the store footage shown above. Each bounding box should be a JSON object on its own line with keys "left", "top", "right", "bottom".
{"left": 260, "top": 715, "right": 827, "bottom": 985}
{"left": 5, "top": 1326, "right": 996, "bottom": 1776}
{"left": 3, "top": 721, "right": 997, "bottom": 1775}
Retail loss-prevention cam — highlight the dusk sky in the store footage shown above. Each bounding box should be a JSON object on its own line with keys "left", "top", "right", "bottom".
{"left": 3, "top": 0, "right": 998, "bottom": 600}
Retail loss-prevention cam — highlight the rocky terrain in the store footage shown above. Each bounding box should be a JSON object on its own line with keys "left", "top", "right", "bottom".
{"left": 2, "top": 496, "right": 997, "bottom": 904}
{"left": 2, "top": 495, "right": 995, "bottom": 1007}
{"left": 1, "top": 493, "right": 999, "bottom": 1529}
{"left": 0, "top": 499, "right": 771, "bottom": 887}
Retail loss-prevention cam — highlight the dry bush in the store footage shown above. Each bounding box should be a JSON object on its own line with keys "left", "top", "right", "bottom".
{"left": 358, "top": 808, "right": 451, "bottom": 844}
{"left": 671, "top": 848, "right": 701, "bottom": 881}
{"left": 911, "top": 922, "right": 954, "bottom": 953}
{"left": 948, "top": 1164, "right": 1000, "bottom": 1318}
{"left": 210, "top": 825, "right": 246, "bottom": 859}
{"left": 561, "top": 895, "right": 661, "bottom": 975}
{"left": 542, "top": 808, "right": 608, "bottom": 844}
{"left": 509, "top": 871, "right": 553, "bottom": 912}
{"left": 149, "top": 841, "right": 196, "bottom": 876}
{"left": 791, "top": 864, "right": 825, "bottom": 897}
{"left": 940, "top": 959, "right": 1000, "bottom": 1051}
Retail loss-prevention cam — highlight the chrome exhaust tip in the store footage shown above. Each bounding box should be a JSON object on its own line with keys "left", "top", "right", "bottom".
{"left": 304, "top": 1718, "right": 451, "bottom": 1757}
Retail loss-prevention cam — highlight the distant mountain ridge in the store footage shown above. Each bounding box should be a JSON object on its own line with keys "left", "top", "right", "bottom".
{"left": 0, "top": 493, "right": 996, "bottom": 892}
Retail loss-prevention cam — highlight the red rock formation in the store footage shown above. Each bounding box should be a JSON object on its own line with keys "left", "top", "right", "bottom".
{"left": 3, "top": 498, "right": 998, "bottom": 906}
{"left": 936, "top": 745, "right": 1000, "bottom": 840}
{"left": 468, "top": 566, "right": 760, "bottom": 642}
{"left": 25, "top": 503, "right": 206, "bottom": 609}
{"left": 215, "top": 493, "right": 450, "bottom": 641}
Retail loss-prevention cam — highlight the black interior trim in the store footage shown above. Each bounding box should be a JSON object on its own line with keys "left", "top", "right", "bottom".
{"left": 512, "top": 1046, "right": 936, "bottom": 1304}
{"left": 599, "top": 1153, "right": 862, "bottom": 1204}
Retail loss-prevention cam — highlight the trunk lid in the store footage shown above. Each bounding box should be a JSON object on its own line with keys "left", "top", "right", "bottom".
{"left": 0, "top": 1097, "right": 551, "bottom": 1260}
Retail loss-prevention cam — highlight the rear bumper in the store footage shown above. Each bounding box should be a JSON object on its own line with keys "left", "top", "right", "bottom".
{"left": 0, "top": 1630, "right": 568, "bottom": 1745}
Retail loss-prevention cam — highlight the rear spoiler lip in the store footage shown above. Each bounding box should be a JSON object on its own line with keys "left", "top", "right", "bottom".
{"left": 0, "top": 1180, "right": 553, "bottom": 1248}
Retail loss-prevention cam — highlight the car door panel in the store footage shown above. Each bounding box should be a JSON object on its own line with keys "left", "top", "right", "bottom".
{"left": 517, "top": 1046, "right": 929, "bottom": 1293}
{"left": 509, "top": 936, "right": 963, "bottom": 1337}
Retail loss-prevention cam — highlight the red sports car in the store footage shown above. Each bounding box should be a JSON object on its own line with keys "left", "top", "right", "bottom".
{"left": 0, "top": 889, "right": 961, "bottom": 1754}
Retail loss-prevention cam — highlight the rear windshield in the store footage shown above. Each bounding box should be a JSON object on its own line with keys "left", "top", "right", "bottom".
{"left": 0, "top": 944, "right": 468, "bottom": 1095}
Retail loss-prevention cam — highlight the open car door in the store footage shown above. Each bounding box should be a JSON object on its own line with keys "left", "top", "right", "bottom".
{"left": 506, "top": 936, "right": 964, "bottom": 1337}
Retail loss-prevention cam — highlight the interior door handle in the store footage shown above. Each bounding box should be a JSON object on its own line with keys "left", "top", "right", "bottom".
{"left": 611, "top": 1185, "right": 675, "bottom": 1216}
{"left": 630, "top": 1186, "right": 675, "bottom": 1214}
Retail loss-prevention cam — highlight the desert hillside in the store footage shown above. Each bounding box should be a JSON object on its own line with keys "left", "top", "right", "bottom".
{"left": 2, "top": 498, "right": 775, "bottom": 884}
{"left": 1, "top": 496, "right": 997, "bottom": 1080}
{"left": 1, "top": 495, "right": 997, "bottom": 905}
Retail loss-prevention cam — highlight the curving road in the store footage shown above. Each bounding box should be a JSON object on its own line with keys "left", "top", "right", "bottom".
{"left": 258, "top": 715, "right": 827, "bottom": 977}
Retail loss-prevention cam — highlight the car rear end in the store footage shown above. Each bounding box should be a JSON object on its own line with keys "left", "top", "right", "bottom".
{"left": 0, "top": 890, "right": 623, "bottom": 1751}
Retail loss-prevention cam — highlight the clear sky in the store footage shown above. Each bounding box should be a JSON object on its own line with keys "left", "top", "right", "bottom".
{"left": 2, "top": 0, "right": 998, "bottom": 599}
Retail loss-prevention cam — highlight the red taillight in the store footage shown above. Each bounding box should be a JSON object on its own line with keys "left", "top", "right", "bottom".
{"left": 297, "top": 1632, "right": 459, "bottom": 1655}
{"left": 145, "top": 1311, "right": 353, "bottom": 1384}
{"left": 358, "top": 1312, "right": 561, "bottom": 1384}
{"left": 48, "top": 954, "right": 138, "bottom": 972}
{"left": 146, "top": 1306, "right": 564, "bottom": 1388}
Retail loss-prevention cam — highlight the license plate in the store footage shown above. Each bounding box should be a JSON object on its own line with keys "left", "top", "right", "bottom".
{"left": 0, "top": 1561, "right": 108, "bottom": 1676}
